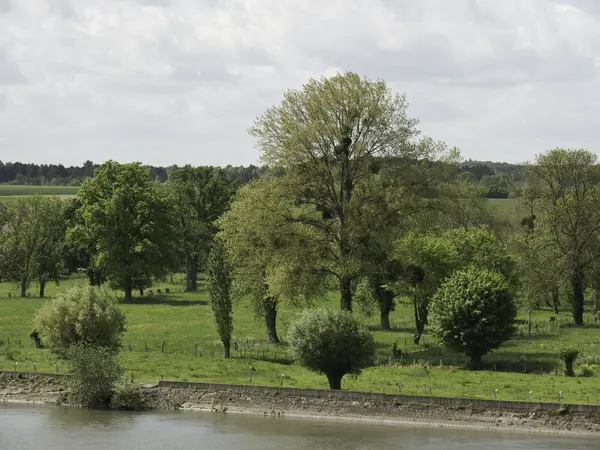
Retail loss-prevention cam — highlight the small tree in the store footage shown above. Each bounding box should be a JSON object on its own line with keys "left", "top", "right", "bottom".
{"left": 559, "top": 347, "right": 579, "bottom": 377}
{"left": 207, "top": 240, "right": 233, "bottom": 358}
{"left": 66, "top": 343, "right": 124, "bottom": 409}
{"left": 288, "top": 308, "right": 375, "bottom": 390}
{"left": 430, "top": 268, "right": 517, "bottom": 369}
{"left": 34, "top": 284, "right": 126, "bottom": 355}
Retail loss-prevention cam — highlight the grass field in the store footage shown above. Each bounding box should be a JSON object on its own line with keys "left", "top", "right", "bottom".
{"left": 0, "top": 185, "right": 79, "bottom": 197}
{"left": 1, "top": 275, "right": 600, "bottom": 405}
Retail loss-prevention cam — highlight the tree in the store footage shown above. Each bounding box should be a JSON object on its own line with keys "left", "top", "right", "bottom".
{"left": 34, "top": 284, "right": 126, "bottom": 354}
{"left": 250, "top": 71, "right": 420, "bottom": 311}
{"left": 66, "top": 343, "right": 124, "bottom": 409}
{"left": 395, "top": 232, "right": 459, "bottom": 344}
{"left": 0, "top": 196, "right": 67, "bottom": 297}
{"left": 525, "top": 149, "right": 600, "bottom": 325}
{"left": 218, "top": 178, "right": 324, "bottom": 343}
{"left": 288, "top": 308, "right": 375, "bottom": 390}
{"left": 430, "top": 268, "right": 517, "bottom": 369}
{"left": 76, "top": 161, "right": 177, "bottom": 302}
{"left": 167, "top": 166, "right": 234, "bottom": 291}
{"left": 207, "top": 240, "right": 233, "bottom": 358}
{"left": 558, "top": 347, "right": 579, "bottom": 377}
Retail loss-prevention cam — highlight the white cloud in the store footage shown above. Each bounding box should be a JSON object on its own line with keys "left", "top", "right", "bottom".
{"left": 0, "top": 0, "right": 599, "bottom": 166}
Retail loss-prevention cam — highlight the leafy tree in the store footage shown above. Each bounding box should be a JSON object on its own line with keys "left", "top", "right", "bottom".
{"left": 395, "top": 232, "right": 459, "bottom": 344}
{"left": 207, "top": 240, "right": 233, "bottom": 358}
{"left": 66, "top": 343, "right": 124, "bottom": 409}
{"left": 525, "top": 149, "right": 600, "bottom": 325}
{"left": 250, "top": 71, "right": 421, "bottom": 311}
{"left": 218, "top": 179, "right": 324, "bottom": 343}
{"left": 288, "top": 308, "right": 375, "bottom": 389}
{"left": 76, "top": 161, "right": 177, "bottom": 302}
{"left": 34, "top": 284, "right": 126, "bottom": 354}
{"left": 0, "top": 196, "right": 67, "bottom": 296}
{"left": 430, "top": 268, "right": 517, "bottom": 369}
{"left": 167, "top": 166, "right": 234, "bottom": 291}
{"left": 558, "top": 347, "right": 579, "bottom": 377}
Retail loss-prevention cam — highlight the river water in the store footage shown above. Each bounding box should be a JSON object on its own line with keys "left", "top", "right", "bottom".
{"left": 0, "top": 403, "right": 596, "bottom": 449}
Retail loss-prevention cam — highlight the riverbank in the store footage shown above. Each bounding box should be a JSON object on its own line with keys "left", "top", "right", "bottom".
{"left": 2, "top": 375, "right": 600, "bottom": 436}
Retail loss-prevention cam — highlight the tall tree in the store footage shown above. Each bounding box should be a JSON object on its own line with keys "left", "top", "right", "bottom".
{"left": 218, "top": 178, "right": 325, "bottom": 343}
{"left": 525, "top": 149, "right": 600, "bottom": 325}
{"left": 249, "top": 71, "right": 420, "bottom": 311}
{"left": 0, "top": 196, "right": 66, "bottom": 297}
{"left": 77, "top": 161, "right": 177, "bottom": 302}
{"left": 207, "top": 240, "right": 233, "bottom": 358}
{"left": 166, "top": 166, "right": 234, "bottom": 291}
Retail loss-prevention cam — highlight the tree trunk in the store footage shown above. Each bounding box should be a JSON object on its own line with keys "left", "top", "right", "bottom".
{"left": 553, "top": 286, "right": 560, "bottom": 314}
{"left": 595, "top": 289, "right": 600, "bottom": 314}
{"left": 340, "top": 277, "right": 352, "bottom": 312}
{"left": 376, "top": 287, "right": 394, "bottom": 330}
{"left": 571, "top": 270, "right": 585, "bottom": 326}
{"left": 469, "top": 354, "right": 482, "bottom": 370}
{"left": 264, "top": 297, "right": 280, "bottom": 344}
{"left": 565, "top": 358, "right": 575, "bottom": 377}
{"left": 326, "top": 372, "right": 343, "bottom": 390}
{"left": 39, "top": 279, "right": 47, "bottom": 298}
{"left": 20, "top": 279, "right": 27, "bottom": 298}
{"left": 223, "top": 340, "right": 231, "bottom": 359}
{"left": 185, "top": 259, "right": 198, "bottom": 291}
{"left": 413, "top": 297, "right": 427, "bottom": 345}
{"left": 124, "top": 279, "right": 133, "bottom": 303}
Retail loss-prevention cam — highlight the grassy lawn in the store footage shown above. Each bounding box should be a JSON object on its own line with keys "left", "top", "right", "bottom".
{"left": 1, "top": 275, "right": 599, "bottom": 405}
{"left": 0, "top": 185, "right": 79, "bottom": 197}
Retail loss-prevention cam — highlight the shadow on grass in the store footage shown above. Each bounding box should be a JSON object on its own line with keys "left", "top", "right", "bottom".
{"left": 367, "top": 325, "right": 415, "bottom": 334}
{"left": 127, "top": 296, "right": 209, "bottom": 307}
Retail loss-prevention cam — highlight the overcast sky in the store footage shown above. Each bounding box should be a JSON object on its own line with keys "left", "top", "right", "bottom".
{"left": 1, "top": 0, "right": 599, "bottom": 167}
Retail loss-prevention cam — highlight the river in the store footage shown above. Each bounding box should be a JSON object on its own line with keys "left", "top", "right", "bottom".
{"left": 0, "top": 403, "right": 596, "bottom": 449}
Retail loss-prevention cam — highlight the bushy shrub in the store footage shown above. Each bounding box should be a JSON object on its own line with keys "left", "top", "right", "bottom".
{"left": 35, "top": 284, "right": 126, "bottom": 354}
{"left": 430, "top": 268, "right": 517, "bottom": 369}
{"left": 66, "top": 344, "right": 124, "bottom": 409}
{"left": 287, "top": 308, "right": 375, "bottom": 390}
{"left": 578, "top": 363, "right": 595, "bottom": 378}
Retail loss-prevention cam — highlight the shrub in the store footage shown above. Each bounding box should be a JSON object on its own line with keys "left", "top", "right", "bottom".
{"left": 430, "top": 268, "right": 517, "bottom": 369}
{"left": 559, "top": 347, "right": 579, "bottom": 377}
{"left": 287, "top": 308, "right": 375, "bottom": 390}
{"left": 578, "top": 363, "right": 595, "bottom": 378}
{"left": 66, "top": 344, "right": 124, "bottom": 409}
{"left": 34, "top": 284, "right": 126, "bottom": 355}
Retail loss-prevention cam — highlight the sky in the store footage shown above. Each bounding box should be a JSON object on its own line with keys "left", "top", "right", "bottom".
{"left": 1, "top": 0, "right": 600, "bottom": 167}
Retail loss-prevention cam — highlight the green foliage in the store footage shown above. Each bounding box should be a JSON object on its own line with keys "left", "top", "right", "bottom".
{"left": 0, "top": 196, "right": 67, "bottom": 295}
{"left": 526, "top": 148, "right": 600, "bottom": 325}
{"left": 76, "top": 161, "right": 177, "bottom": 301}
{"left": 287, "top": 308, "right": 376, "bottom": 389}
{"left": 207, "top": 240, "right": 233, "bottom": 358}
{"left": 559, "top": 347, "right": 579, "bottom": 361}
{"left": 34, "top": 284, "right": 126, "bottom": 354}
{"left": 430, "top": 268, "right": 517, "bottom": 369}
{"left": 66, "top": 343, "right": 124, "bottom": 409}
{"left": 166, "top": 165, "right": 234, "bottom": 291}
{"left": 250, "top": 71, "right": 426, "bottom": 311}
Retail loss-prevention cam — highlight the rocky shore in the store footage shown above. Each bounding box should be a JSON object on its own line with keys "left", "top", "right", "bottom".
{"left": 2, "top": 375, "right": 600, "bottom": 436}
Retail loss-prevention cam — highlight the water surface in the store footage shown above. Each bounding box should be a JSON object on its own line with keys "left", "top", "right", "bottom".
{"left": 0, "top": 403, "right": 596, "bottom": 449}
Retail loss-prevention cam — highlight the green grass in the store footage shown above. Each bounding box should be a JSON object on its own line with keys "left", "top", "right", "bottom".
{"left": 1, "top": 275, "right": 600, "bottom": 405}
{"left": 0, "top": 185, "right": 79, "bottom": 197}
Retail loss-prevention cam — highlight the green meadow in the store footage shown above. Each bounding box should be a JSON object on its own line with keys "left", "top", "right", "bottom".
{"left": 1, "top": 274, "right": 599, "bottom": 405}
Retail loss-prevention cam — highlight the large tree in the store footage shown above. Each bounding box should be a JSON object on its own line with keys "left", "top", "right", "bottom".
{"left": 218, "top": 178, "right": 324, "bottom": 343}
{"left": 525, "top": 149, "right": 600, "bottom": 325}
{"left": 167, "top": 166, "right": 234, "bottom": 291}
{"left": 0, "top": 196, "right": 66, "bottom": 297}
{"left": 77, "top": 161, "right": 177, "bottom": 302}
{"left": 249, "top": 71, "right": 420, "bottom": 311}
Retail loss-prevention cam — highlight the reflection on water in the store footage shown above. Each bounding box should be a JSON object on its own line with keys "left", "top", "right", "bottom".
{"left": 0, "top": 403, "right": 596, "bottom": 450}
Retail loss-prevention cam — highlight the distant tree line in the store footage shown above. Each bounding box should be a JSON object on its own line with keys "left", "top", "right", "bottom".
{"left": 0, "top": 160, "right": 267, "bottom": 187}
